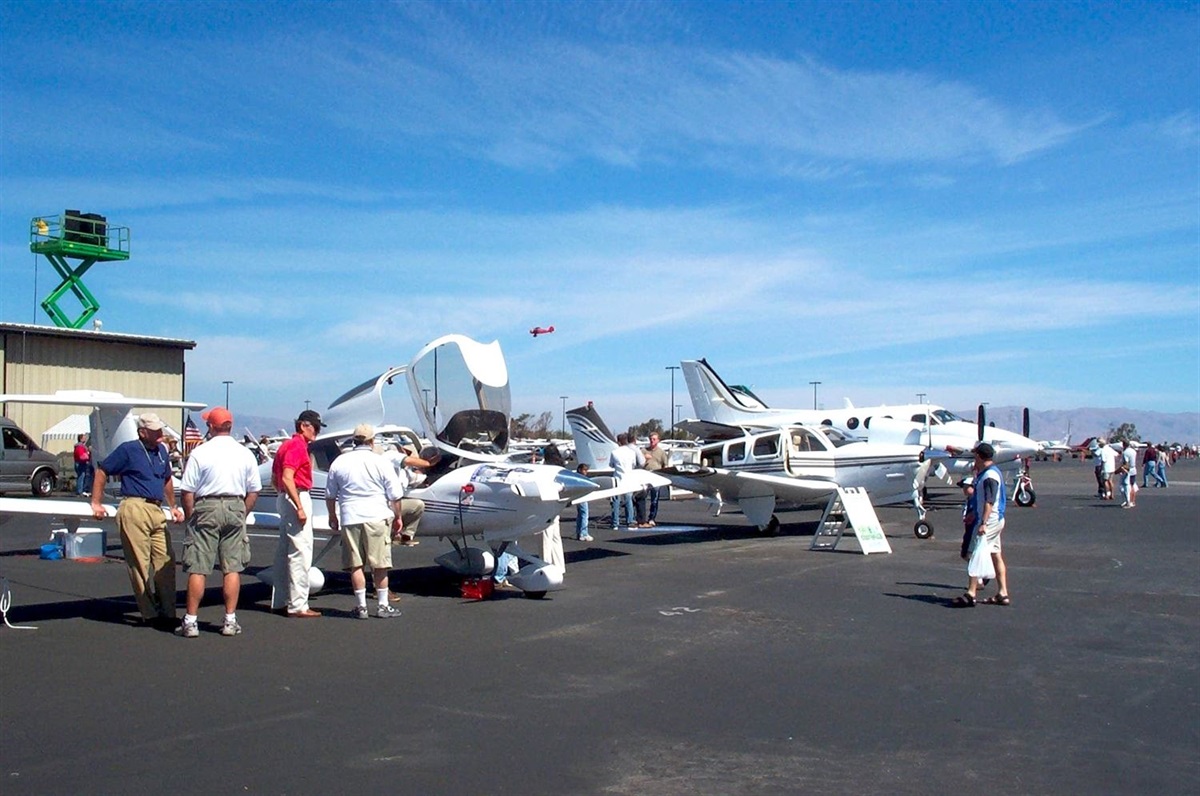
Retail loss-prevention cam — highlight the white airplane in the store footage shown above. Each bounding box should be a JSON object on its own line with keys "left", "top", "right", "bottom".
{"left": 681, "top": 358, "right": 1040, "bottom": 477}
{"left": 568, "top": 401, "right": 932, "bottom": 537}
{"left": 1037, "top": 428, "right": 1072, "bottom": 458}
{"left": 0, "top": 390, "right": 206, "bottom": 529}
{"left": 253, "top": 334, "right": 627, "bottom": 598}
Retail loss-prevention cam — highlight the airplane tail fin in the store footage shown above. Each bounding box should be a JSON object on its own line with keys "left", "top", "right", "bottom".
{"left": 566, "top": 404, "right": 618, "bottom": 471}
{"left": 681, "top": 359, "right": 771, "bottom": 424}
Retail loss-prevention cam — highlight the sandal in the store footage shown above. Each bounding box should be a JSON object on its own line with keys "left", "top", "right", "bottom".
{"left": 952, "top": 593, "right": 976, "bottom": 608}
{"left": 982, "top": 594, "right": 1011, "bottom": 606}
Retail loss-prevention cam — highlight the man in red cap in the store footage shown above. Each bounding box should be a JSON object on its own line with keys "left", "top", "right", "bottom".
{"left": 175, "top": 407, "right": 262, "bottom": 638}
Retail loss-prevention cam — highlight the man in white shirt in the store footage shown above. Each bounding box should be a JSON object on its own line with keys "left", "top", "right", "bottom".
{"left": 177, "top": 407, "right": 262, "bottom": 638}
{"left": 1120, "top": 441, "right": 1139, "bottom": 508}
{"left": 325, "top": 425, "right": 404, "bottom": 619}
{"left": 608, "top": 433, "right": 644, "bottom": 529}
{"left": 1097, "top": 439, "right": 1119, "bottom": 501}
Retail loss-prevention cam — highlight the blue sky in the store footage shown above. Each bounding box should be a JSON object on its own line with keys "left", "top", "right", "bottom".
{"left": 2, "top": 0, "right": 1197, "bottom": 433}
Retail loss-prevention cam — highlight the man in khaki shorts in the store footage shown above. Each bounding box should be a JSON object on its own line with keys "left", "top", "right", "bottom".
{"left": 176, "top": 407, "right": 261, "bottom": 637}
{"left": 325, "top": 424, "right": 404, "bottom": 619}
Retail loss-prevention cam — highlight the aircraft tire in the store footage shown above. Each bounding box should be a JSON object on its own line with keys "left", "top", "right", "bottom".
{"left": 759, "top": 516, "right": 781, "bottom": 537}
{"left": 1015, "top": 487, "right": 1036, "bottom": 508}
{"left": 913, "top": 520, "right": 934, "bottom": 539}
{"left": 523, "top": 591, "right": 548, "bottom": 600}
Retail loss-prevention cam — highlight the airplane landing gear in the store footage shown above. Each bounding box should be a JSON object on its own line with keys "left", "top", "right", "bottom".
{"left": 913, "top": 520, "right": 934, "bottom": 539}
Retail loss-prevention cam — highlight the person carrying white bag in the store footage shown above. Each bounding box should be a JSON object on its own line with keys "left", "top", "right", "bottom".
{"left": 953, "top": 443, "right": 1010, "bottom": 608}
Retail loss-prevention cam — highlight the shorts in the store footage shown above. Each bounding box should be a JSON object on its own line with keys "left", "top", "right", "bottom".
{"left": 341, "top": 518, "right": 393, "bottom": 571}
{"left": 981, "top": 518, "right": 1004, "bottom": 554}
{"left": 182, "top": 497, "right": 250, "bottom": 574}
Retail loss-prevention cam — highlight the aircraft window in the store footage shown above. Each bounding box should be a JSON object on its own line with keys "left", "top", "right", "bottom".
{"left": 309, "top": 439, "right": 343, "bottom": 471}
{"left": 727, "top": 442, "right": 746, "bottom": 462}
{"left": 752, "top": 435, "right": 779, "bottom": 458}
{"left": 931, "top": 409, "right": 963, "bottom": 424}
{"left": 790, "top": 428, "right": 826, "bottom": 452}
{"left": 821, "top": 419, "right": 832, "bottom": 426}
{"left": 817, "top": 427, "right": 854, "bottom": 448}
{"left": 911, "top": 414, "right": 927, "bottom": 424}
{"left": 847, "top": 417, "right": 859, "bottom": 430}
{"left": 864, "top": 417, "right": 871, "bottom": 429}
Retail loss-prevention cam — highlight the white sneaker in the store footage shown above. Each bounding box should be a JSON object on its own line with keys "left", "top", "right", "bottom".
{"left": 220, "top": 620, "right": 242, "bottom": 637}
{"left": 353, "top": 605, "right": 370, "bottom": 620}
{"left": 376, "top": 604, "right": 402, "bottom": 618}
{"left": 174, "top": 621, "right": 199, "bottom": 638}
{"left": 579, "top": 535, "right": 594, "bottom": 542}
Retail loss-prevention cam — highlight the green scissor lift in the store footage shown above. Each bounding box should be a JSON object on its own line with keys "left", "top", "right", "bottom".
{"left": 30, "top": 212, "right": 130, "bottom": 329}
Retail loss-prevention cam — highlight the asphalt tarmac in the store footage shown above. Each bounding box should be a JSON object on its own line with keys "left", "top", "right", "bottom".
{"left": 1, "top": 459, "right": 1197, "bottom": 795}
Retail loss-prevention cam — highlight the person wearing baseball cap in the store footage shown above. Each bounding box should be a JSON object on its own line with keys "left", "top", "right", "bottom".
{"left": 175, "top": 406, "right": 262, "bottom": 638}
{"left": 91, "top": 412, "right": 183, "bottom": 628}
{"left": 269, "top": 409, "right": 324, "bottom": 617}
{"left": 954, "top": 441, "right": 1009, "bottom": 607}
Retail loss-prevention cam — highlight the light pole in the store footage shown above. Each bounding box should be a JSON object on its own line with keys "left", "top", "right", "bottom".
{"left": 222, "top": 380, "right": 233, "bottom": 409}
{"left": 304, "top": 399, "right": 311, "bottom": 411}
{"left": 809, "top": 381, "right": 821, "bottom": 410}
{"left": 917, "top": 392, "right": 926, "bottom": 404}
{"left": 665, "top": 366, "right": 680, "bottom": 439}
{"left": 560, "top": 396, "right": 568, "bottom": 438}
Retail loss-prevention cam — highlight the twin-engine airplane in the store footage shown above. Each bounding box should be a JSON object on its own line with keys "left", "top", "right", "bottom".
{"left": 681, "top": 358, "right": 1039, "bottom": 478}
{"left": 567, "top": 402, "right": 931, "bottom": 538}
{"left": 253, "top": 334, "right": 617, "bottom": 598}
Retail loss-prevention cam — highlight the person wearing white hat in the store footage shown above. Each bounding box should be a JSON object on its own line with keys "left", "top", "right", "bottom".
{"left": 90, "top": 412, "right": 184, "bottom": 627}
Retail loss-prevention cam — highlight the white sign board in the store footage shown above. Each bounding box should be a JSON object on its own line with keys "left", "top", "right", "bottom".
{"left": 840, "top": 488, "right": 892, "bottom": 555}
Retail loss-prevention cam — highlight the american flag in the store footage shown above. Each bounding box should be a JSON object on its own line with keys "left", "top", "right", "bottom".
{"left": 183, "top": 417, "right": 203, "bottom": 453}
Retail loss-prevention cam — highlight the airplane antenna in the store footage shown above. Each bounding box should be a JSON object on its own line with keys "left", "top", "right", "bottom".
{"left": 30, "top": 211, "right": 129, "bottom": 329}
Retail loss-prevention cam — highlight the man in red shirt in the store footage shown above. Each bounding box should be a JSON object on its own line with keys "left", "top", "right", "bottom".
{"left": 270, "top": 409, "right": 323, "bottom": 617}
{"left": 73, "top": 433, "right": 93, "bottom": 496}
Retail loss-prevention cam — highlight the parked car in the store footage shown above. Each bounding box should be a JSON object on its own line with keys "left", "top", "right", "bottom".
{"left": 0, "top": 417, "right": 59, "bottom": 496}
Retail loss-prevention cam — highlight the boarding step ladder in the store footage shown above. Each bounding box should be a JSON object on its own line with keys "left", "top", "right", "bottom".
{"left": 810, "top": 487, "right": 892, "bottom": 555}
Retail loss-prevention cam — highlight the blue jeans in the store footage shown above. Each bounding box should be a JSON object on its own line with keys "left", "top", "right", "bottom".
{"left": 493, "top": 550, "right": 517, "bottom": 583}
{"left": 648, "top": 485, "right": 661, "bottom": 521}
{"left": 75, "top": 463, "right": 93, "bottom": 494}
{"left": 611, "top": 494, "right": 634, "bottom": 528}
{"left": 576, "top": 500, "right": 589, "bottom": 539}
{"left": 1155, "top": 461, "right": 1168, "bottom": 487}
{"left": 1142, "top": 463, "right": 1154, "bottom": 488}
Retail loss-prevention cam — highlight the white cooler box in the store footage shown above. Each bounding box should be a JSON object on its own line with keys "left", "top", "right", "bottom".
{"left": 51, "top": 528, "right": 108, "bottom": 559}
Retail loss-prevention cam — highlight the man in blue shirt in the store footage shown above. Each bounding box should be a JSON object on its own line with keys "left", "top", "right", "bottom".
{"left": 91, "top": 413, "right": 184, "bottom": 627}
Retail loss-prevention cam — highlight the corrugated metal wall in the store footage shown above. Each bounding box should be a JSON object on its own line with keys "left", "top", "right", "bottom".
{"left": 1, "top": 329, "right": 190, "bottom": 456}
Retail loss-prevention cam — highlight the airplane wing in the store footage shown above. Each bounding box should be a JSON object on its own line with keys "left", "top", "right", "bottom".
{"left": 571, "top": 470, "right": 672, "bottom": 505}
{"left": 659, "top": 466, "right": 836, "bottom": 528}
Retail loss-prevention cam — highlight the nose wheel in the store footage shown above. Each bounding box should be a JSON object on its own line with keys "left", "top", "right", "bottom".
{"left": 913, "top": 520, "right": 934, "bottom": 539}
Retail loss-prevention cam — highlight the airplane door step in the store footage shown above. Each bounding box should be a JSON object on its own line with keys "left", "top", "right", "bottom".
{"left": 811, "top": 487, "right": 892, "bottom": 555}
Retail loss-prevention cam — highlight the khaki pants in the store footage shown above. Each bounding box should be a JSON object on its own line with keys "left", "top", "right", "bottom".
{"left": 116, "top": 498, "right": 177, "bottom": 620}
{"left": 400, "top": 498, "right": 424, "bottom": 539}
{"left": 271, "top": 492, "right": 313, "bottom": 612}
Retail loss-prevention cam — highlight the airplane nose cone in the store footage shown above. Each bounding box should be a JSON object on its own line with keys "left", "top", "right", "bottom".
{"left": 555, "top": 470, "right": 598, "bottom": 502}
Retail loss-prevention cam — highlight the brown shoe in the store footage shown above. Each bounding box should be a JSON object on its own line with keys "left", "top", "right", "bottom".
{"left": 287, "top": 608, "right": 322, "bottom": 618}
{"left": 388, "top": 591, "right": 403, "bottom": 603}
{"left": 400, "top": 537, "right": 420, "bottom": 546}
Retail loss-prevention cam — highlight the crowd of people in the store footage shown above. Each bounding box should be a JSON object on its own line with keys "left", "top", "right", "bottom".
{"left": 87, "top": 407, "right": 443, "bottom": 637}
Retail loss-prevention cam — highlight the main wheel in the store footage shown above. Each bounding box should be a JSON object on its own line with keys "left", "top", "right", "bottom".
{"left": 1015, "top": 486, "right": 1036, "bottom": 507}
{"left": 523, "top": 591, "right": 548, "bottom": 600}
{"left": 31, "top": 471, "right": 55, "bottom": 497}
{"left": 913, "top": 520, "right": 934, "bottom": 539}
{"left": 758, "top": 515, "right": 781, "bottom": 537}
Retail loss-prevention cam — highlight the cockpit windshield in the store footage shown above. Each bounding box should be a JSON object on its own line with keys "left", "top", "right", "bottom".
{"left": 930, "top": 409, "right": 964, "bottom": 424}
{"left": 408, "top": 336, "right": 511, "bottom": 456}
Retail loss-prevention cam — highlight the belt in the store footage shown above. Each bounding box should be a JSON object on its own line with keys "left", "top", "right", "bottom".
{"left": 128, "top": 497, "right": 161, "bottom": 506}
{"left": 296, "top": 488, "right": 310, "bottom": 493}
{"left": 197, "top": 494, "right": 244, "bottom": 500}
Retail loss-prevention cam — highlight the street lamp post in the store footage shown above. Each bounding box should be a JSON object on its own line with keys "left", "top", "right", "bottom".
{"left": 560, "top": 396, "right": 568, "bottom": 438}
{"left": 304, "top": 399, "right": 311, "bottom": 411}
{"left": 222, "top": 380, "right": 233, "bottom": 409}
{"left": 917, "top": 392, "right": 927, "bottom": 404}
{"left": 809, "top": 381, "right": 821, "bottom": 410}
{"left": 665, "top": 366, "right": 680, "bottom": 439}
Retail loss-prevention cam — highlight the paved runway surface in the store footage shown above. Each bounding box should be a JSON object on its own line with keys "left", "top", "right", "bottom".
{"left": 2, "top": 459, "right": 1197, "bottom": 794}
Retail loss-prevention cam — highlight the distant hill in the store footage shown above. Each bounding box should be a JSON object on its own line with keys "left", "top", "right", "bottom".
{"left": 955, "top": 407, "right": 1200, "bottom": 445}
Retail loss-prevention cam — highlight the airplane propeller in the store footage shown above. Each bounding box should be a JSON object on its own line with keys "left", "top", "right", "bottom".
{"left": 1023, "top": 407, "right": 1031, "bottom": 439}
{"left": 977, "top": 404, "right": 986, "bottom": 442}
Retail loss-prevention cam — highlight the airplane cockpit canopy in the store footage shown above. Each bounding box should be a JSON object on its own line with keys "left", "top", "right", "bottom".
{"left": 407, "top": 335, "right": 511, "bottom": 460}
{"left": 911, "top": 409, "right": 965, "bottom": 426}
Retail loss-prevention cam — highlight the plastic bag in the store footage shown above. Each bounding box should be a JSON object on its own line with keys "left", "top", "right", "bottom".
{"left": 967, "top": 533, "right": 995, "bottom": 581}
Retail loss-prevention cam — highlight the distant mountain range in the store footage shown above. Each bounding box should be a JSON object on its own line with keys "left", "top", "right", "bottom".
{"left": 208, "top": 407, "right": 1200, "bottom": 447}
{"left": 955, "top": 407, "right": 1199, "bottom": 445}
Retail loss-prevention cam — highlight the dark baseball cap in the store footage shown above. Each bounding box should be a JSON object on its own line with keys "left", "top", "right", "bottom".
{"left": 972, "top": 442, "right": 996, "bottom": 459}
{"left": 297, "top": 409, "right": 324, "bottom": 430}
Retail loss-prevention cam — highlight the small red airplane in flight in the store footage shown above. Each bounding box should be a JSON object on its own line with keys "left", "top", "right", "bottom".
{"left": 529, "top": 325, "right": 555, "bottom": 337}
